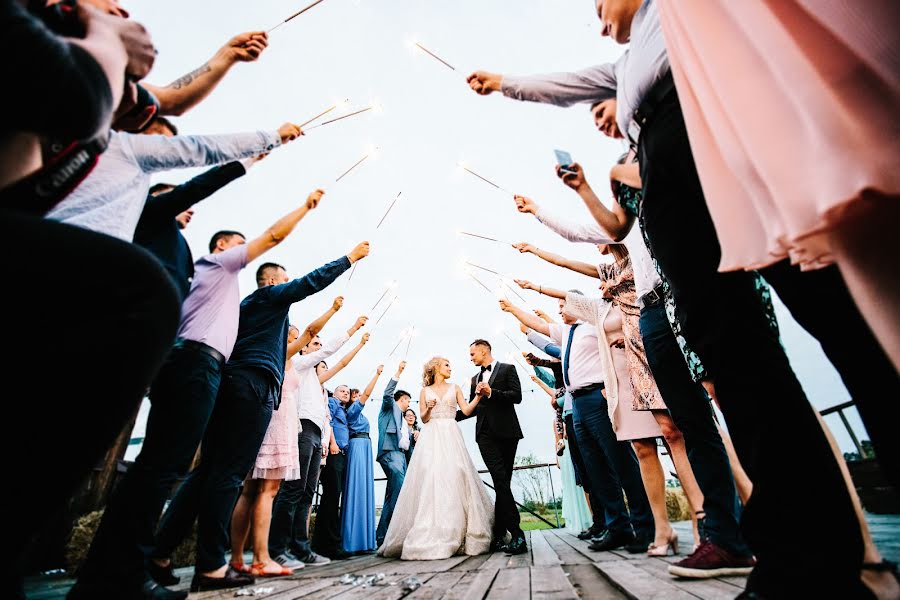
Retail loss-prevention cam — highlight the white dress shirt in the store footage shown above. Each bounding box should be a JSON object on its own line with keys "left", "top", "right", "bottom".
{"left": 479, "top": 359, "right": 498, "bottom": 396}
{"left": 500, "top": 0, "right": 667, "bottom": 141}
{"left": 535, "top": 205, "right": 661, "bottom": 301}
{"left": 548, "top": 323, "right": 604, "bottom": 392}
{"left": 294, "top": 332, "right": 350, "bottom": 433}
{"left": 48, "top": 129, "right": 280, "bottom": 241}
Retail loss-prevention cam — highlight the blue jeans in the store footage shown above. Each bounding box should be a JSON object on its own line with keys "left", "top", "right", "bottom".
{"left": 639, "top": 303, "right": 748, "bottom": 555}
{"left": 571, "top": 387, "right": 653, "bottom": 538}
{"left": 154, "top": 367, "right": 276, "bottom": 572}
{"left": 375, "top": 450, "right": 406, "bottom": 544}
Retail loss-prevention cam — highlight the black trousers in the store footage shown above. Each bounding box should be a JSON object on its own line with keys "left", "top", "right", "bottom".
{"left": 563, "top": 414, "right": 604, "bottom": 531}
{"left": 3, "top": 215, "right": 179, "bottom": 588}
{"left": 311, "top": 449, "right": 346, "bottom": 555}
{"left": 638, "top": 91, "right": 863, "bottom": 596}
{"left": 154, "top": 367, "right": 275, "bottom": 573}
{"left": 269, "top": 420, "right": 322, "bottom": 558}
{"left": 760, "top": 260, "right": 900, "bottom": 488}
{"left": 76, "top": 347, "right": 223, "bottom": 591}
{"left": 478, "top": 435, "right": 522, "bottom": 540}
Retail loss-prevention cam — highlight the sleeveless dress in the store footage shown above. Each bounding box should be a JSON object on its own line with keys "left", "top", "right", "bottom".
{"left": 252, "top": 364, "right": 301, "bottom": 480}
{"left": 378, "top": 384, "right": 495, "bottom": 560}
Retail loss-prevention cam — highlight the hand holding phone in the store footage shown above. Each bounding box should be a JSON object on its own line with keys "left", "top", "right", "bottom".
{"left": 554, "top": 149, "right": 576, "bottom": 175}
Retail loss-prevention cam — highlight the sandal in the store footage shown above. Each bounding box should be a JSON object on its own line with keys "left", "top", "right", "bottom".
{"left": 250, "top": 562, "right": 293, "bottom": 577}
{"left": 230, "top": 561, "right": 251, "bottom": 574}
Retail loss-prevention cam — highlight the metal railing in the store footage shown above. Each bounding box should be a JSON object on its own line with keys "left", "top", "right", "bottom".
{"left": 819, "top": 400, "right": 866, "bottom": 459}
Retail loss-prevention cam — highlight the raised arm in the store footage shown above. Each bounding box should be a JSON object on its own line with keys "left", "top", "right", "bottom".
{"left": 557, "top": 163, "right": 635, "bottom": 242}
{"left": 530, "top": 374, "right": 556, "bottom": 399}
{"left": 514, "top": 279, "right": 567, "bottom": 300}
{"left": 267, "top": 241, "right": 368, "bottom": 306}
{"left": 562, "top": 292, "right": 603, "bottom": 327}
{"left": 500, "top": 299, "right": 550, "bottom": 336}
{"left": 466, "top": 61, "right": 620, "bottom": 107}
{"left": 611, "top": 161, "right": 642, "bottom": 190}
{"left": 513, "top": 243, "right": 599, "bottom": 279}
{"left": 143, "top": 31, "right": 269, "bottom": 116}
{"left": 357, "top": 365, "right": 384, "bottom": 405}
{"left": 455, "top": 384, "right": 482, "bottom": 417}
{"left": 287, "top": 296, "right": 343, "bottom": 359}
{"left": 246, "top": 189, "right": 324, "bottom": 263}
{"left": 526, "top": 330, "right": 561, "bottom": 359}
{"left": 381, "top": 361, "right": 406, "bottom": 412}
{"left": 319, "top": 331, "right": 369, "bottom": 384}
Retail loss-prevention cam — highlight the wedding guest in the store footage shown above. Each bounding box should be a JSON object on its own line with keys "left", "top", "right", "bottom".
{"left": 375, "top": 362, "right": 412, "bottom": 546}
{"left": 268, "top": 314, "right": 371, "bottom": 568}
{"left": 342, "top": 365, "right": 385, "bottom": 554}
{"left": 76, "top": 192, "right": 327, "bottom": 599}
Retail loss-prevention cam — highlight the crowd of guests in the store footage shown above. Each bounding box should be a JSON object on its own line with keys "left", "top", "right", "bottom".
{"left": 6, "top": 0, "right": 897, "bottom": 599}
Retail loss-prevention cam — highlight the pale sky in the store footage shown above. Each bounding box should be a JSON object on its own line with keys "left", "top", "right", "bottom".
{"left": 124, "top": 1, "right": 866, "bottom": 487}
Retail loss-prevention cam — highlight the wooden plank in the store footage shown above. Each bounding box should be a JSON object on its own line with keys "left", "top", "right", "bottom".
{"left": 270, "top": 577, "right": 345, "bottom": 600}
{"left": 404, "top": 571, "right": 466, "bottom": 599}
{"left": 564, "top": 564, "right": 628, "bottom": 599}
{"left": 531, "top": 530, "right": 562, "bottom": 567}
{"left": 378, "top": 555, "right": 469, "bottom": 576}
{"left": 450, "top": 553, "right": 493, "bottom": 572}
{"left": 442, "top": 568, "right": 500, "bottom": 600}
{"left": 329, "top": 572, "right": 438, "bottom": 600}
{"left": 485, "top": 566, "right": 530, "bottom": 600}
{"left": 594, "top": 561, "right": 696, "bottom": 600}
{"left": 530, "top": 566, "right": 578, "bottom": 600}
{"left": 552, "top": 531, "right": 621, "bottom": 563}
{"left": 542, "top": 531, "right": 592, "bottom": 565}
{"left": 292, "top": 555, "right": 396, "bottom": 579}
{"left": 478, "top": 551, "right": 514, "bottom": 571}
{"left": 631, "top": 558, "right": 739, "bottom": 600}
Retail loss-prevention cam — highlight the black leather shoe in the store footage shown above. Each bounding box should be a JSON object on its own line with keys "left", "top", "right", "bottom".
{"left": 189, "top": 566, "right": 254, "bottom": 593}
{"left": 588, "top": 530, "right": 635, "bottom": 552}
{"left": 147, "top": 561, "right": 180, "bottom": 586}
{"left": 140, "top": 581, "right": 187, "bottom": 600}
{"left": 578, "top": 525, "right": 605, "bottom": 540}
{"left": 624, "top": 533, "right": 653, "bottom": 554}
{"left": 504, "top": 536, "right": 528, "bottom": 555}
{"left": 489, "top": 538, "right": 507, "bottom": 553}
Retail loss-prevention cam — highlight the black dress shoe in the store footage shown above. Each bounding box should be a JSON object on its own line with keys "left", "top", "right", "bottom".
{"left": 147, "top": 561, "right": 180, "bottom": 586}
{"left": 330, "top": 549, "right": 351, "bottom": 560}
{"left": 140, "top": 581, "right": 187, "bottom": 600}
{"left": 489, "top": 538, "right": 507, "bottom": 553}
{"left": 190, "top": 566, "right": 254, "bottom": 593}
{"left": 624, "top": 533, "right": 653, "bottom": 554}
{"left": 588, "top": 530, "right": 635, "bottom": 552}
{"left": 578, "top": 525, "right": 605, "bottom": 541}
{"left": 504, "top": 536, "right": 528, "bottom": 555}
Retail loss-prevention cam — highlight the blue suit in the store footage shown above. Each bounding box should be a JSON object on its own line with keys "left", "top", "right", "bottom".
{"left": 375, "top": 378, "right": 407, "bottom": 544}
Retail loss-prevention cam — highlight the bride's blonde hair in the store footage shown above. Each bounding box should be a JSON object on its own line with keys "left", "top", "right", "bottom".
{"left": 422, "top": 356, "right": 447, "bottom": 387}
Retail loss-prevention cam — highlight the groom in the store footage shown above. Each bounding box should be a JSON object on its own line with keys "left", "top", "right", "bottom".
{"left": 375, "top": 361, "right": 412, "bottom": 546}
{"left": 458, "top": 339, "right": 526, "bottom": 555}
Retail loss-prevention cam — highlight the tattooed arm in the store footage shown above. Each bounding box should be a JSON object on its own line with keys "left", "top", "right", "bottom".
{"left": 143, "top": 31, "right": 268, "bottom": 116}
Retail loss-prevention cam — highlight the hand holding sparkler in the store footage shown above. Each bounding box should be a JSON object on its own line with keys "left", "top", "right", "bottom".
{"left": 466, "top": 71, "right": 503, "bottom": 95}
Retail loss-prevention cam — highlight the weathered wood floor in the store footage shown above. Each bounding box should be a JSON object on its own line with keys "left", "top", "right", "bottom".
{"left": 25, "top": 524, "right": 747, "bottom": 599}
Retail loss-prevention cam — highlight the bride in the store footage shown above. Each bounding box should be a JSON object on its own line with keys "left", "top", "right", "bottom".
{"left": 378, "top": 357, "right": 495, "bottom": 560}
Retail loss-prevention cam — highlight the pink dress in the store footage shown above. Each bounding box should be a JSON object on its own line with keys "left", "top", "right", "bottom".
{"left": 253, "top": 365, "right": 301, "bottom": 480}
{"left": 657, "top": 0, "right": 900, "bottom": 271}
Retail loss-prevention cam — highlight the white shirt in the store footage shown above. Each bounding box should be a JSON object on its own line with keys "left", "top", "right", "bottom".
{"left": 536, "top": 206, "right": 661, "bottom": 302}
{"left": 48, "top": 129, "right": 280, "bottom": 241}
{"left": 479, "top": 359, "right": 498, "bottom": 396}
{"left": 548, "top": 323, "right": 604, "bottom": 392}
{"left": 500, "top": 0, "right": 667, "bottom": 141}
{"left": 294, "top": 332, "right": 350, "bottom": 433}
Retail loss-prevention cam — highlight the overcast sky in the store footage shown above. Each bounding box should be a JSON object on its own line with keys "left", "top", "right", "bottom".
{"left": 124, "top": 0, "right": 866, "bottom": 485}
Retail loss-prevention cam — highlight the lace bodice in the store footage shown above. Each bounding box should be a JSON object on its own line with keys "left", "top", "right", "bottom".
{"left": 424, "top": 385, "right": 459, "bottom": 420}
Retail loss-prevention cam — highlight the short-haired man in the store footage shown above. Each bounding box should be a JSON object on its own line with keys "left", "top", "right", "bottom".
{"left": 459, "top": 339, "right": 525, "bottom": 554}
{"left": 152, "top": 239, "right": 369, "bottom": 593}
{"left": 70, "top": 190, "right": 327, "bottom": 600}
{"left": 374, "top": 361, "right": 411, "bottom": 546}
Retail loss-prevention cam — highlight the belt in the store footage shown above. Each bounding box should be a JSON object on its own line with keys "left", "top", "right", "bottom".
{"left": 628, "top": 70, "right": 676, "bottom": 147}
{"left": 173, "top": 338, "right": 225, "bottom": 366}
{"left": 640, "top": 283, "right": 666, "bottom": 309}
{"left": 350, "top": 432, "right": 370, "bottom": 439}
{"left": 571, "top": 382, "right": 605, "bottom": 399}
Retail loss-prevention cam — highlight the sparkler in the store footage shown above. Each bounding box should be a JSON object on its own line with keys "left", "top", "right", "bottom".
{"left": 457, "top": 162, "right": 512, "bottom": 194}
{"left": 376, "top": 192, "right": 402, "bottom": 229}
{"left": 299, "top": 99, "right": 348, "bottom": 128}
{"left": 457, "top": 231, "right": 512, "bottom": 246}
{"left": 371, "top": 280, "right": 398, "bottom": 312}
{"left": 335, "top": 147, "right": 377, "bottom": 183}
{"left": 306, "top": 106, "right": 373, "bottom": 130}
{"left": 268, "top": 0, "right": 329, "bottom": 32}
{"left": 374, "top": 295, "right": 399, "bottom": 327}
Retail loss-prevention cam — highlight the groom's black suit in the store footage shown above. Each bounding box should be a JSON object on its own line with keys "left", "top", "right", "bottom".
{"left": 456, "top": 362, "right": 523, "bottom": 542}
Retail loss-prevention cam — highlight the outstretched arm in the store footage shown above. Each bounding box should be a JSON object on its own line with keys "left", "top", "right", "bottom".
{"left": 268, "top": 241, "right": 368, "bottom": 306}
{"left": 466, "top": 61, "right": 619, "bottom": 107}
{"left": 514, "top": 279, "right": 567, "bottom": 300}
{"left": 513, "top": 243, "right": 599, "bottom": 279}
{"left": 455, "top": 384, "right": 482, "bottom": 416}
{"left": 319, "top": 331, "right": 370, "bottom": 384}
{"left": 287, "top": 296, "right": 343, "bottom": 358}
{"left": 358, "top": 365, "right": 384, "bottom": 405}
{"left": 382, "top": 361, "right": 406, "bottom": 412}
{"left": 500, "top": 299, "right": 550, "bottom": 336}
{"left": 557, "top": 163, "right": 635, "bottom": 241}
{"left": 246, "top": 189, "right": 323, "bottom": 263}
{"left": 530, "top": 374, "right": 556, "bottom": 399}
{"left": 144, "top": 31, "right": 269, "bottom": 116}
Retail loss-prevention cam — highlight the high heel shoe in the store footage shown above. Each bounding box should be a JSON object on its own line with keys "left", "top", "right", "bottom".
{"left": 647, "top": 531, "right": 679, "bottom": 556}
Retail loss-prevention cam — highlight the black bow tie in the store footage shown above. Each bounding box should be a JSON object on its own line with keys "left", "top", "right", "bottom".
{"left": 480, "top": 364, "right": 492, "bottom": 374}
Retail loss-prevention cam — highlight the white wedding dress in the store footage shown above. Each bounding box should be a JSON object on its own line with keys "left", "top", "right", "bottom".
{"left": 378, "top": 384, "right": 495, "bottom": 560}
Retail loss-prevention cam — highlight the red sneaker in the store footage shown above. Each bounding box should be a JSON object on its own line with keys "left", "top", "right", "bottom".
{"left": 667, "top": 540, "right": 756, "bottom": 579}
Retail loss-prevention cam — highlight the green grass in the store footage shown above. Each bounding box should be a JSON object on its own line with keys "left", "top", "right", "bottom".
{"left": 519, "top": 511, "right": 564, "bottom": 531}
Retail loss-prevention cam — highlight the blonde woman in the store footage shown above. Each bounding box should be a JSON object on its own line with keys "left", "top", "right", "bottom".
{"left": 378, "top": 357, "right": 494, "bottom": 560}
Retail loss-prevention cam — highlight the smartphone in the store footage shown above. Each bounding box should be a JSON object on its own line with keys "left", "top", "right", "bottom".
{"left": 554, "top": 149, "right": 576, "bottom": 174}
